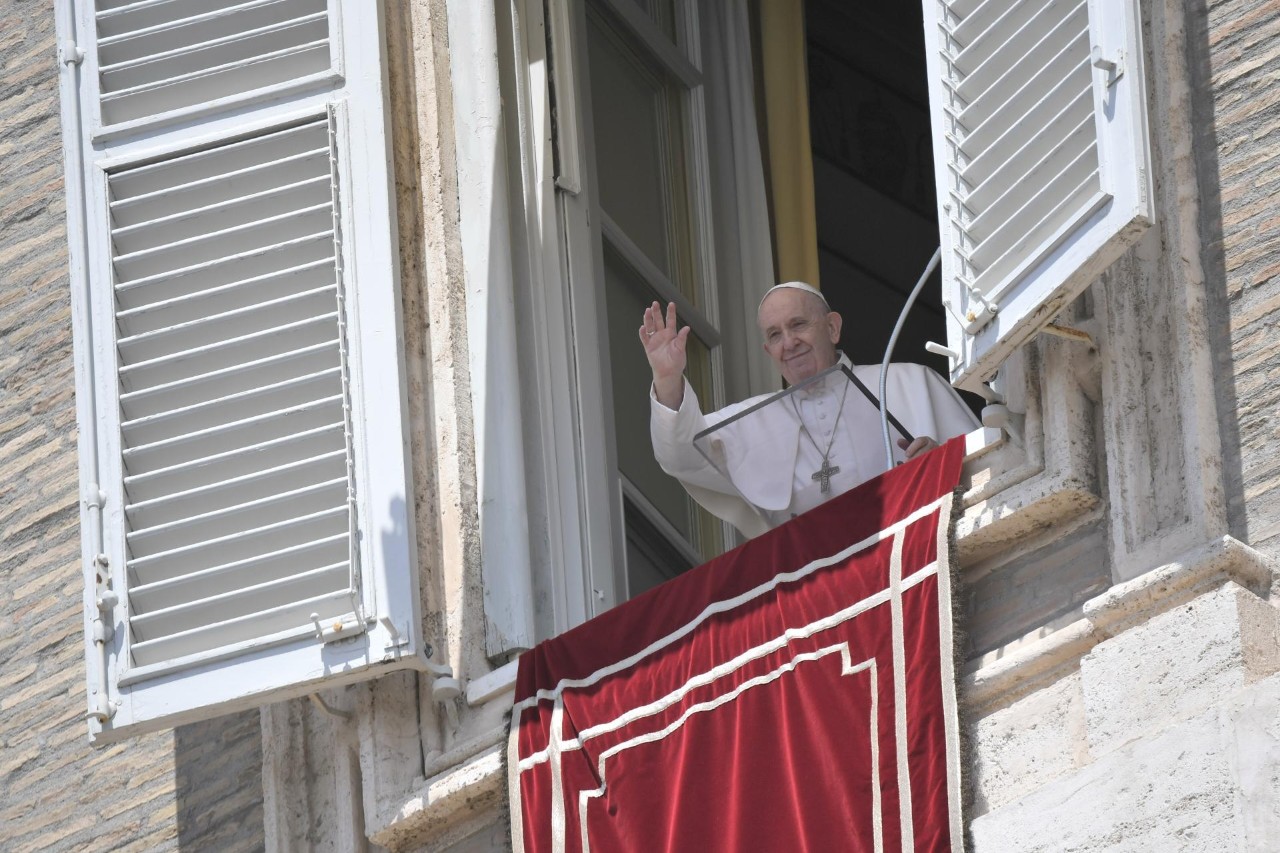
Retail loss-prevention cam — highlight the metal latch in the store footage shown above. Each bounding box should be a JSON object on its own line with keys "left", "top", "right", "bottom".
{"left": 310, "top": 613, "right": 365, "bottom": 643}
{"left": 1091, "top": 46, "right": 1124, "bottom": 88}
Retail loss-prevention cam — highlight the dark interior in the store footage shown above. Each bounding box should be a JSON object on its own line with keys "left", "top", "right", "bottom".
{"left": 805, "top": 0, "right": 952, "bottom": 381}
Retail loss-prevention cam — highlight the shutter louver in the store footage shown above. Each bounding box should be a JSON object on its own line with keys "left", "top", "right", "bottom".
{"left": 112, "top": 116, "right": 359, "bottom": 672}
{"left": 60, "top": 0, "right": 424, "bottom": 742}
{"left": 941, "top": 0, "right": 1101, "bottom": 303}
{"left": 95, "top": 0, "right": 333, "bottom": 130}
{"left": 923, "top": 0, "right": 1151, "bottom": 390}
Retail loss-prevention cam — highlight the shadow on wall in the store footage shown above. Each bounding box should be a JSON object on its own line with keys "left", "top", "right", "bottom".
{"left": 174, "top": 711, "right": 266, "bottom": 850}
{"left": 1184, "top": 0, "right": 1245, "bottom": 542}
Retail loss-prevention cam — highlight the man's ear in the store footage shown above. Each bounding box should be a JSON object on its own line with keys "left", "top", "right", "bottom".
{"left": 825, "top": 311, "right": 842, "bottom": 344}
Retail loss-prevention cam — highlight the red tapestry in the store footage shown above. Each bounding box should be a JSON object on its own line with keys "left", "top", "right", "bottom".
{"left": 510, "top": 438, "right": 966, "bottom": 852}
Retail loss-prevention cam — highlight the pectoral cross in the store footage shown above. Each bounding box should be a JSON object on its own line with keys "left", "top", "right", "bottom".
{"left": 811, "top": 457, "right": 840, "bottom": 494}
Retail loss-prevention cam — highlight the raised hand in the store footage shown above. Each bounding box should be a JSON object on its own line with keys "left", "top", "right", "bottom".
{"left": 639, "top": 301, "right": 690, "bottom": 410}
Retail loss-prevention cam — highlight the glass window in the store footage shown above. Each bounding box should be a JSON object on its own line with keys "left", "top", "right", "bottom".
{"left": 621, "top": 0, "right": 678, "bottom": 44}
{"left": 585, "top": 0, "right": 724, "bottom": 594}
{"left": 587, "top": 7, "right": 697, "bottom": 303}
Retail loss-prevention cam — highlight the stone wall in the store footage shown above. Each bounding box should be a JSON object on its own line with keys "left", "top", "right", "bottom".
{"left": 4, "top": 0, "right": 1277, "bottom": 849}
{"left": 968, "top": 582, "right": 1280, "bottom": 850}
{"left": 959, "top": 1, "right": 1280, "bottom": 846}
{"left": 0, "top": 6, "right": 264, "bottom": 850}
{"left": 1199, "top": 0, "right": 1280, "bottom": 554}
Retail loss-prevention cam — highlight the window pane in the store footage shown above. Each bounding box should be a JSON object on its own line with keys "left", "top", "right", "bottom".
{"left": 587, "top": 9, "right": 696, "bottom": 302}
{"left": 603, "top": 245, "right": 713, "bottom": 545}
{"left": 604, "top": 247, "right": 699, "bottom": 532}
{"left": 621, "top": 0, "right": 678, "bottom": 42}
{"left": 624, "top": 497, "right": 694, "bottom": 598}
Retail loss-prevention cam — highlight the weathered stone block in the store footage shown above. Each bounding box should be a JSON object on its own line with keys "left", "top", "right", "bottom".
{"left": 971, "top": 671, "right": 1280, "bottom": 851}
{"left": 1080, "top": 582, "right": 1280, "bottom": 756}
{"left": 965, "top": 521, "right": 1109, "bottom": 657}
{"left": 1230, "top": 672, "right": 1280, "bottom": 849}
{"left": 971, "top": 701, "right": 1238, "bottom": 851}
{"left": 428, "top": 818, "right": 509, "bottom": 853}
{"left": 967, "top": 670, "right": 1089, "bottom": 816}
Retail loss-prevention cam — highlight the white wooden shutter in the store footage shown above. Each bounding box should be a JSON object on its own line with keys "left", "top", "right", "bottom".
{"left": 92, "top": 0, "right": 337, "bottom": 136}
{"left": 922, "top": 0, "right": 1152, "bottom": 391}
{"left": 57, "top": 0, "right": 425, "bottom": 743}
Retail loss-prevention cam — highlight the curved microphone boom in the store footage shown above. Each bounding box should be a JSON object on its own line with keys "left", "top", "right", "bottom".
{"left": 879, "top": 247, "right": 943, "bottom": 470}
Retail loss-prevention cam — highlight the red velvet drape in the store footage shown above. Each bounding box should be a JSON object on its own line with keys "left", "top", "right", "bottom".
{"left": 512, "top": 438, "right": 965, "bottom": 852}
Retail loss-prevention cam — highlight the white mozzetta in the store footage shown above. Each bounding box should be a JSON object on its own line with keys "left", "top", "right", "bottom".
{"left": 921, "top": 0, "right": 1154, "bottom": 391}
{"left": 59, "top": 0, "right": 425, "bottom": 743}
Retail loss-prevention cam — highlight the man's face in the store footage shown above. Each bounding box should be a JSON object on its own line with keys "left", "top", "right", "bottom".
{"left": 757, "top": 289, "right": 843, "bottom": 385}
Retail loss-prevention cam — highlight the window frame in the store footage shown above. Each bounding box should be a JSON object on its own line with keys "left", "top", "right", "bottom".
{"left": 505, "top": 0, "right": 1153, "bottom": 638}
{"left": 502, "top": 0, "right": 761, "bottom": 629}
{"left": 571, "top": 0, "right": 736, "bottom": 604}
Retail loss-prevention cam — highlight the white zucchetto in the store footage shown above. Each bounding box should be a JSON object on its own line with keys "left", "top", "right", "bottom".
{"left": 757, "top": 281, "right": 830, "bottom": 313}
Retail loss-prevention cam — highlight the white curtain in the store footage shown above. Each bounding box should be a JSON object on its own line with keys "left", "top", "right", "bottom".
{"left": 699, "top": 0, "right": 781, "bottom": 399}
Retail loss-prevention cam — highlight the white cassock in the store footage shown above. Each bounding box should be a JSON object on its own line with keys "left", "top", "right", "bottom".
{"left": 650, "top": 354, "right": 980, "bottom": 538}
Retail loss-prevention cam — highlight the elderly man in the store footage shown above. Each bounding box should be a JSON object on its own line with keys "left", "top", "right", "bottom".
{"left": 641, "top": 282, "right": 978, "bottom": 538}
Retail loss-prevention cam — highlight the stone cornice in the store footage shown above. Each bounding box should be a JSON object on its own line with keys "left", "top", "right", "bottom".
{"left": 962, "top": 535, "right": 1277, "bottom": 714}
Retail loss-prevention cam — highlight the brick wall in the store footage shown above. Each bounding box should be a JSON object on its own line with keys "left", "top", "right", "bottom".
{"left": 1201, "top": 0, "right": 1280, "bottom": 553}
{"left": 0, "top": 6, "right": 264, "bottom": 850}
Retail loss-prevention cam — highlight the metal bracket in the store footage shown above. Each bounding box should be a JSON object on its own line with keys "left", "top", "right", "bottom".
{"left": 58, "top": 40, "right": 84, "bottom": 66}
{"left": 981, "top": 402, "right": 1024, "bottom": 447}
{"left": 1040, "top": 322, "right": 1096, "bottom": 348}
{"left": 92, "top": 552, "right": 116, "bottom": 644}
{"left": 925, "top": 340, "right": 959, "bottom": 362}
{"left": 308, "top": 693, "right": 353, "bottom": 721}
{"left": 421, "top": 645, "right": 462, "bottom": 730}
{"left": 86, "top": 692, "right": 117, "bottom": 723}
{"left": 1091, "top": 46, "right": 1124, "bottom": 88}
{"left": 378, "top": 615, "right": 411, "bottom": 654}
{"left": 84, "top": 485, "right": 116, "bottom": 726}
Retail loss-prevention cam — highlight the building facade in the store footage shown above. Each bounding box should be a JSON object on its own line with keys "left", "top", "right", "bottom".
{"left": 1, "top": 0, "right": 1278, "bottom": 850}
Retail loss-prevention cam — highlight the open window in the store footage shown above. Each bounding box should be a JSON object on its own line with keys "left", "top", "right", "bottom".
{"left": 57, "top": 0, "right": 425, "bottom": 742}
{"left": 803, "top": 1, "right": 956, "bottom": 386}
{"left": 500, "top": 0, "right": 1154, "bottom": 634}
{"left": 545, "top": 0, "right": 761, "bottom": 606}
{"left": 584, "top": 0, "right": 728, "bottom": 596}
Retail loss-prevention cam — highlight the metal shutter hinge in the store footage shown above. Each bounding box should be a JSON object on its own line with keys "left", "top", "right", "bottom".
{"left": 85, "top": 486, "right": 117, "bottom": 724}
